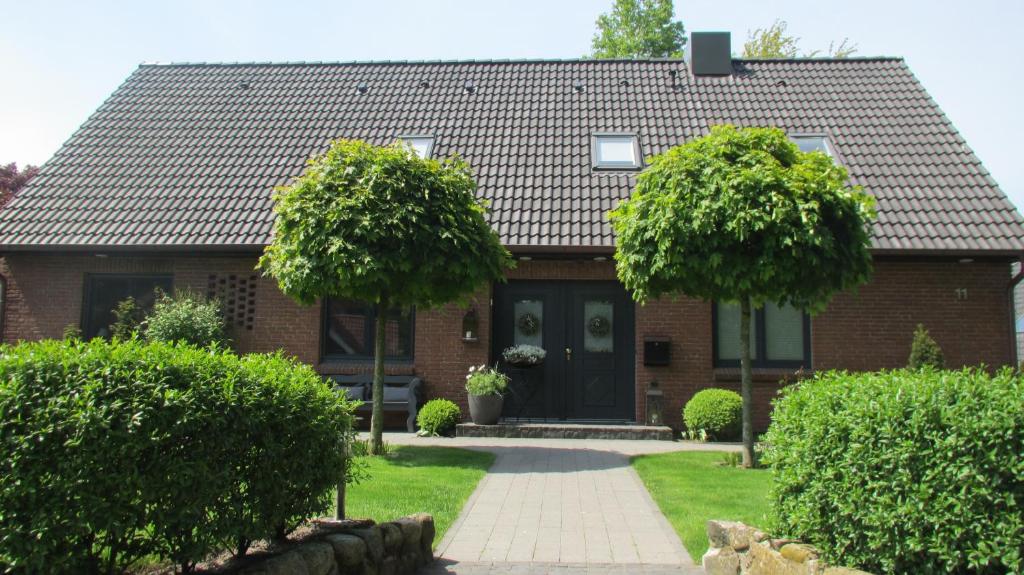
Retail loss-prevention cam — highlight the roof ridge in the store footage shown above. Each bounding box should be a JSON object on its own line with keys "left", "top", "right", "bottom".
{"left": 138, "top": 56, "right": 904, "bottom": 68}
{"left": 735, "top": 56, "right": 904, "bottom": 63}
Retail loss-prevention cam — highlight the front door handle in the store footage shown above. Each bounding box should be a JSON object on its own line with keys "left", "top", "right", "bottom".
{"left": 565, "top": 347, "right": 572, "bottom": 361}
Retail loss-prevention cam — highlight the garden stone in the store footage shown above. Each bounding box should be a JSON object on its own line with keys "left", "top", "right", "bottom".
{"left": 780, "top": 543, "right": 819, "bottom": 564}
{"left": 702, "top": 546, "right": 740, "bottom": 575}
{"left": 380, "top": 522, "right": 403, "bottom": 554}
{"left": 411, "top": 512, "right": 435, "bottom": 558}
{"left": 325, "top": 533, "right": 367, "bottom": 568}
{"left": 707, "top": 519, "right": 762, "bottom": 551}
{"left": 263, "top": 550, "right": 310, "bottom": 575}
{"left": 351, "top": 526, "right": 385, "bottom": 566}
{"left": 296, "top": 541, "right": 335, "bottom": 575}
{"left": 379, "top": 555, "right": 399, "bottom": 575}
{"left": 395, "top": 517, "right": 422, "bottom": 556}
{"left": 747, "top": 540, "right": 810, "bottom": 575}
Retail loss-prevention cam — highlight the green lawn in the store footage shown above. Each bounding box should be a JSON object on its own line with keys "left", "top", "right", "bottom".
{"left": 632, "top": 451, "right": 771, "bottom": 562}
{"left": 345, "top": 446, "right": 494, "bottom": 545}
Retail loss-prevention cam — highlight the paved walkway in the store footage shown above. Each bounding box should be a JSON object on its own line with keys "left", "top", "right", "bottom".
{"left": 368, "top": 433, "right": 739, "bottom": 574}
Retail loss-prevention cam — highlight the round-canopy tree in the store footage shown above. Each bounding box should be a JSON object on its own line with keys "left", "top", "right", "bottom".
{"left": 259, "top": 139, "right": 513, "bottom": 458}
{"left": 610, "top": 125, "right": 874, "bottom": 466}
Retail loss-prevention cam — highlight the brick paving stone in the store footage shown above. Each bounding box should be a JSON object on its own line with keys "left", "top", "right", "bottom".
{"left": 421, "top": 436, "right": 700, "bottom": 572}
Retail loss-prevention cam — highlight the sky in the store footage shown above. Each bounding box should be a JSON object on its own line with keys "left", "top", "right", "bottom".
{"left": 2, "top": 0, "right": 1022, "bottom": 209}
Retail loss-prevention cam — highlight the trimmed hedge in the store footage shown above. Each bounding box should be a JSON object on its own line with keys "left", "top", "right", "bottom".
{"left": 417, "top": 399, "right": 462, "bottom": 436}
{"left": 683, "top": 388, "right": 742, "bottom": 440}
{"left": 763, "top": 368, "right": 1023, "bottom": 574}
{"left": 0, "top": 338, "right": 357, "bottom": 573}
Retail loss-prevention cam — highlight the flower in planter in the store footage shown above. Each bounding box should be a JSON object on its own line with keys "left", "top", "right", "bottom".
{"left": 465, "top": 364, "right": 510, "bottom": 396}
{"left": 502, "top": 344, "right": 547, "bottom": 366}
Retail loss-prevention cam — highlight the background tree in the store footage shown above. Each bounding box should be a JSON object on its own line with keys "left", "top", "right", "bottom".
{"left": 610, "top": 125, "right": 874, "bottom": 466}
{"left": 742, "top": 20, "right": 858, "bottom": 59}
{"left": 0, "top": 162, "right": 39, "bottom": 207}
{"left": 260, "top": 139, "right": 512, "bottom": 458}
{"left": 908, "top": 323, "right": 945, "bottom": 369}
{"left": 591, "top": 0, "right": 686, "bottom": 59}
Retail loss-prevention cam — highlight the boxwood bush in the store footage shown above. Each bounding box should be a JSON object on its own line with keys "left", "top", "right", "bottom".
{"left": 763, "top": 368, "right": 1023, "bottom": 574}
{"left": 417, "top": 398, "right": 462, "bottom": 436}
{"left": 145, "top": 290, "right": 228, "bottom": 347}
{"left": 0, "top": 338, "right": 357, "bottom": 573}
{"left": 683, "top": 388, "right": 742, "bottom": 440}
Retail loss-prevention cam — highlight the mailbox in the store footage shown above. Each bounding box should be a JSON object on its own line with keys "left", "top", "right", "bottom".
{"left": 644, "top": 338, "right": 671, "bottom": 366}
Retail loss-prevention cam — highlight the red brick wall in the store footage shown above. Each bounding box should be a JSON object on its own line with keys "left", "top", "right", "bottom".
{"left": 1, "top": 254, "right": 1015, "bottom": 432}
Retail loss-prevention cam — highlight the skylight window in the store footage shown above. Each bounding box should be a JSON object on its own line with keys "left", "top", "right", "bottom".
{"left": 593, "top": 133, "right": 642, "bottom": 170}
{"left": 791, "top": 135, "right": 833, "bottom": 156}
{"left": 397, "top": 135, "right": 434, "bottom": 158}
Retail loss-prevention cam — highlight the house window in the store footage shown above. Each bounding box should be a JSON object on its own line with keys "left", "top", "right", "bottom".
{"left": 592, "top": 133, "right": 642, "bottom": 169}
{"left": 397, "top": 135, "right": 434, "bottom": 158}
{"left": 791, "top": 135, "right": 833, "bottom": 156}
{"left": 713, "top": 302, "right": 810, "bottom": 368}
{"left": 82, "top": 274, "right": 173, "bottom": 339}
{"left": 323, "top": 298, "right": 414, "bottom": 361}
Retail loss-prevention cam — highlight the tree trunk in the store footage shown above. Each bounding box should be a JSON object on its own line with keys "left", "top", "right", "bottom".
{"left": 335, "top": 458, "right": 347, "bottom": 519}
{"left": 370, "top": 298, "right": 387, "bottom": 455}
{"left": 740, "top": 298, "right": 757, "bottom": 468}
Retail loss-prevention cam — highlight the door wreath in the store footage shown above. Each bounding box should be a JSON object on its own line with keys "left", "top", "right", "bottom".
{"left": 588, "top": 315, "right": 611, "bottom": 337}
{"left": 517, "top": 312, "right": 540, "bottom": 336}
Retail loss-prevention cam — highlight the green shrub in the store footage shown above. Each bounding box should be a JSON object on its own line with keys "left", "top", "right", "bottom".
{"left": 145, "top": 290, "right": 228, "bottom": 347}
{"left": 683, "top": 388, "right": 742, "bottom": 440}
{"left": 417, "top": 399, "right": 462, "bottom": 436}
{"left": 908, "top": 323, "right": 944, "bottom": 369}
{"left": 763, "top": 369, "right": 1023, "bottom": 574}
{"left": 111, "top": 296, "right": 146, "bottom": 340}
{"left": 465, "top": 364, "right": 509, "bottom": 396}
{"left": 0, "top": 338, "right": 357, "bottom": 572}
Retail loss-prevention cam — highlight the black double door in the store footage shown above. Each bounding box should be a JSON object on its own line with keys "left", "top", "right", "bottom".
{"left": 492, "top": 281, "right": 635, "bottom": 422}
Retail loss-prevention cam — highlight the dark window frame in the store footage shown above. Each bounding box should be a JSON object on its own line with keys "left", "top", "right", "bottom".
{"left": 712, "top": 302, "right": 812, "bottom": 369}
{"left": 81, "top": 273, "right": 174, "bottom": 339}
{"left": 0, "top": 275, "right": 6, "bottom": 339}
{"left": 320, "top": 298, "right": 415, "bottom": 362}
{"left": 591, "top": 132, "right": 644, "bottom": 171}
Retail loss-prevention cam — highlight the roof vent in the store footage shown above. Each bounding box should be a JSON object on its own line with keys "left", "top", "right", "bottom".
{"left": 419, "top": 80, "right": 430, "bottom": 88}
{"left": 619, "top": 79, "right": 630, "bottom": 87}
{"left": 573, "top": 80, "right": 585, "bottom": 93}
{"left": 356, "top": 82, "right": 368, "bottom": 94}
{"left": 238, "top": 80, "right": 251, "bottom": 89}
{"left": 690, "top": 31, "right": 733, "bottom": 76}
{"left": 464, "top": 80, "right": 476, "bottom": 94}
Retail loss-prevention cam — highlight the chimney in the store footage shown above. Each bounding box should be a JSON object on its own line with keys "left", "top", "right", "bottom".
{"left": 689, "top": 32, "right": 732, "bottom": 76}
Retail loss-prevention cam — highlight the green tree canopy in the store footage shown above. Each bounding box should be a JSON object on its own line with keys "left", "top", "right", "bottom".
{"left": 259, "top": 139, "right": 512, "bottom": 309}
{"left": 591, "top": 0, "right": 686, "bottom": 59}
{"left": 610, "top": 125, "right": 874, "bottom": 464}
{"left": 742, "top": 20, "right": 858, "bottom": 59}
{"left": 611, "top": 125, "right": 873, "bottom": 310}
{"left": 259, "top": 139, "right": 513, "bottom": 460}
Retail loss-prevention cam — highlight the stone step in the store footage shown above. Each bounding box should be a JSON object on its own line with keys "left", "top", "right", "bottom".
{"left": 455, "top": 421, "right": 675, "bottom": 441}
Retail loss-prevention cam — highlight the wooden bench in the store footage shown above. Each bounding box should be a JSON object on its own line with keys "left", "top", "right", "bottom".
{"left": 329, "top": 374, "right": 423, "bottom": 432}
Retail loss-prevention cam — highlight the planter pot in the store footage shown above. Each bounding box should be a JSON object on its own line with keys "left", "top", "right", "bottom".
{"left": 468, "top": 393, "right": 504, "bottom": 425}
{"left": 507, "top": 360, "right": 543, "bottom": 369}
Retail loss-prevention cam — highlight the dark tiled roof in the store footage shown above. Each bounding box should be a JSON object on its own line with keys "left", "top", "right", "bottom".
{"left": 2, "top": 58, "right": 1022, "bottom": 253}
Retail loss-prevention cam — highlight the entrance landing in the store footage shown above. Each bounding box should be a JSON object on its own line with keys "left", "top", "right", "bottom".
{"left": 456, "top": 422, "right": 674, "bottom": 441}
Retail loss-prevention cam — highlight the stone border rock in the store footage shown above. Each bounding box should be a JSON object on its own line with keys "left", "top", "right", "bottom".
{"left": 237, "top": 514, "right": 434, "bottom": 575}
{"left": 702, "top": 520, "right": 872, "bottom": 575}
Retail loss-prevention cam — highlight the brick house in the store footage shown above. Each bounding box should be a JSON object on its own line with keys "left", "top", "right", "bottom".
{"left": 2, "top": 34, "right": 1023, "bottom": 431}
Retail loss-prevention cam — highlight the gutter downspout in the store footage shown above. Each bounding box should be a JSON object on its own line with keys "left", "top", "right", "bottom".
{"left": 1007, "top": 256, "right": 1024, "bottom": 368}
